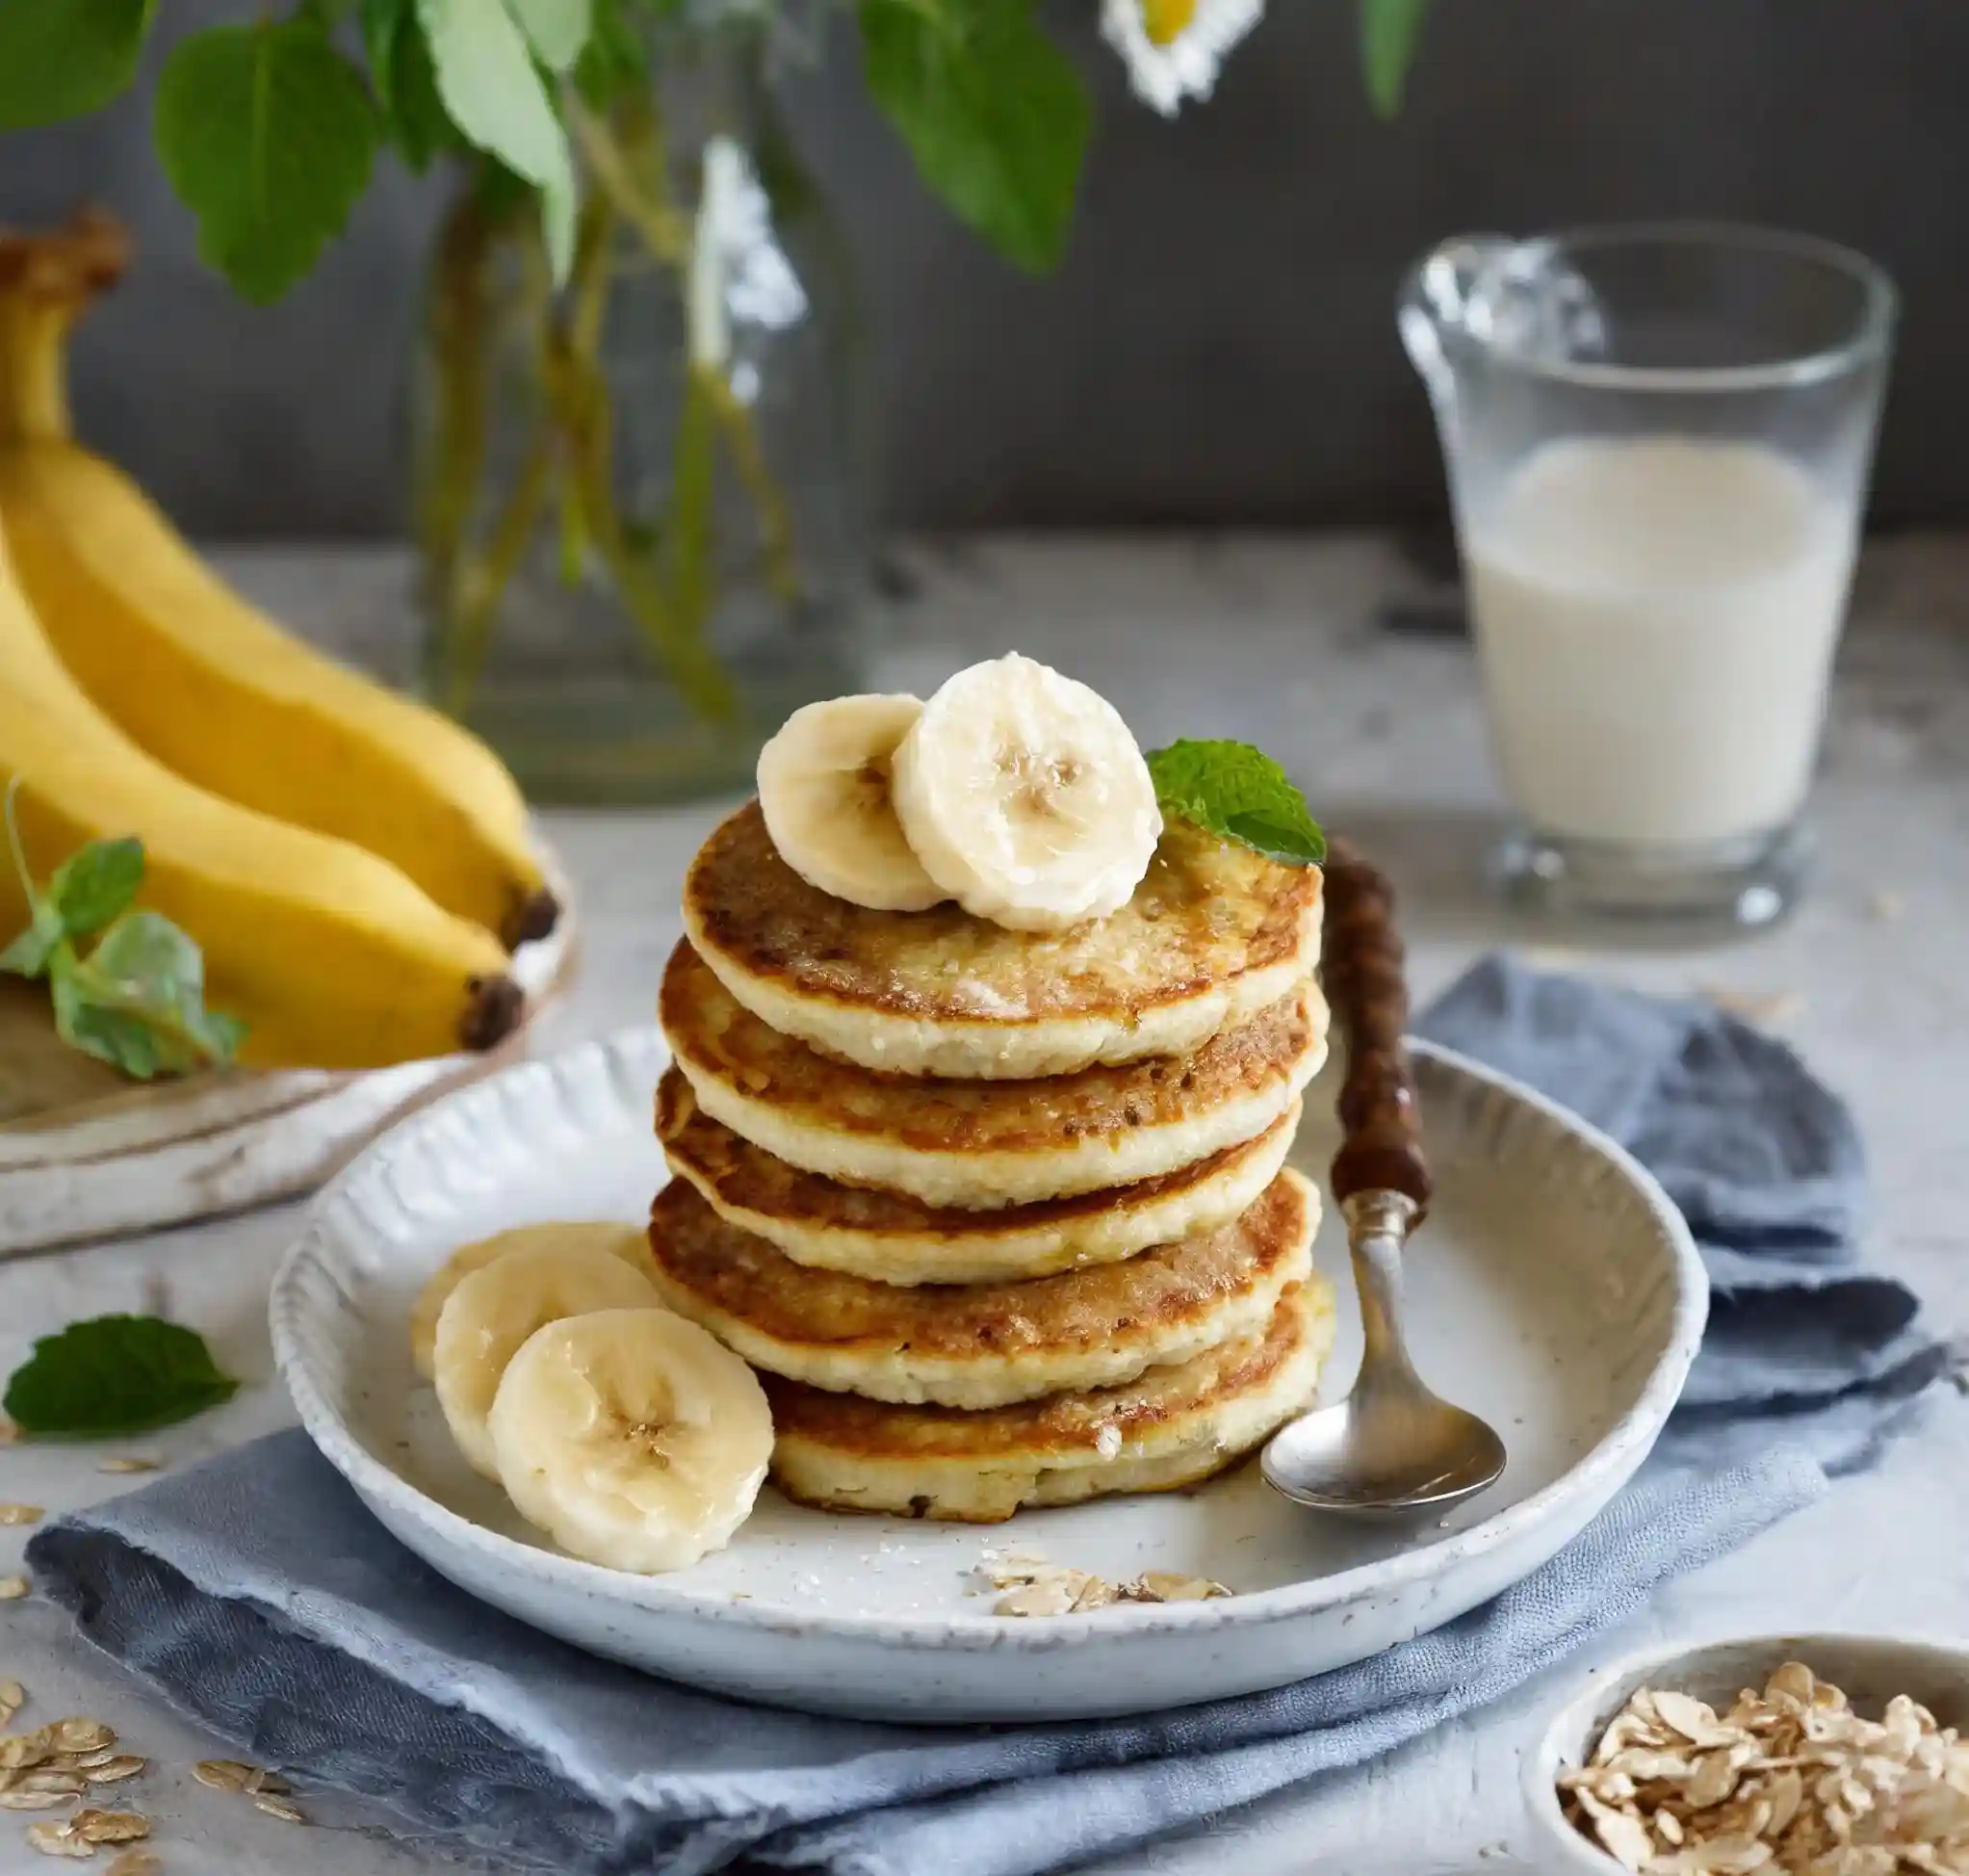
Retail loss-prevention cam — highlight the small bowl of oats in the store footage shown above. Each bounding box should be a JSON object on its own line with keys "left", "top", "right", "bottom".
{"left": 1524, "top": 1633, "right": 1969, "bottom": 1872}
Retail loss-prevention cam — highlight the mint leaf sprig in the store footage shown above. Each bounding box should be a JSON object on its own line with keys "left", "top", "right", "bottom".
{"left": 2, "top": 779, "right": 246, "bottom": 1081}
{"left": 1146, "top": 740, "right": 1328, "bottom": 867}
{"left": 5, "top": 1316, "right": 239, "bottom": 1438}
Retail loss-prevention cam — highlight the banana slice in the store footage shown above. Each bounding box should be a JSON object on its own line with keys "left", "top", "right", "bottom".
{"left": 489, "top": 1307, "right": 773, "bottom": 1574}
{"left": 410, "top": 1222, "right": 657, "bottom": 1380}
{"left": 891, "top": 653, "right": 1163, "bottom": 932}
{"left": 432, "top": 1240, "right": 662, "bottom": 1478}
{"left": 756, "top": 694, "right": 946, "bottom": 912}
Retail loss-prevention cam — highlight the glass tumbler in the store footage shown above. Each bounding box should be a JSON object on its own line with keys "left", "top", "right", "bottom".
{"left": 1401, "top": 223, "right": 1895, "bottom": 929}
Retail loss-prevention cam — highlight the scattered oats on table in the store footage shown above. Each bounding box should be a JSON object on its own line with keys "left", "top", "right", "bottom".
{"left": 25, "top": 1818, "right": 94, "bottom": 1858}
{"left": 0, "top": 1507, "right": 42, "bottom": 1527}
{"left": 0, "top": 1576, "right": 32, "bottom": 1602}
{"left": 69, "top": 1811, "right": 148, "bottom": 1846}
{"left": 191, "top": 1759, "right": 253, "bottom": 1793}
{"left": 1559, "top": 1659, "right": 1969, "bottom": 1874}
{"left": 48, "top": 1723, "right": 114, "bottom": 1757}
{"left": 95, "top": 1461, "right": 160, "bottom": 1477}
{"left": 251, "top": 1793, "right": 307, "bottom": 1825}
{"left": 104, "top": 1851, "right": 161, "bottom": 1876}
{"left": 79, "top": 1759, "right": 143, "bottom": 1787}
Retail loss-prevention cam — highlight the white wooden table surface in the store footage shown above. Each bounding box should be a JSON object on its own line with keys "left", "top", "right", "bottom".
{"left": 0, "top": 535, "right": 1964, "bottom": 1876}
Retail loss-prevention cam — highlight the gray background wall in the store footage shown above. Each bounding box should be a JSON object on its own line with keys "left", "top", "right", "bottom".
{"left": 4, "top": 0, "right": 1966, "bottom": 538}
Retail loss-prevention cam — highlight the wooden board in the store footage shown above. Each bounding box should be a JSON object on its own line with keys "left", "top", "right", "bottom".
{"left": 0, "top": 859, "right": 574, "bottom": 1257}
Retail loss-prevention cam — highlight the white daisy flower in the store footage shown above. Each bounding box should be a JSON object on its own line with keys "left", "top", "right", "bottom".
{"left": 1101, "top": 0, "right": 1265, "bottom": 117}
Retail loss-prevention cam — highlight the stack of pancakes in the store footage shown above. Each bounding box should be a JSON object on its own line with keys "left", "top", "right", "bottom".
{"left": 648, "top": 801, "right": 1338, "bottom": 1523}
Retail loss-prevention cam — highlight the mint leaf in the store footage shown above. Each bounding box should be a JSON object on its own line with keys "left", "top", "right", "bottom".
{"left": 1145, "top": 740, "right": 1328, "bottom": 866}
{"left": 505, "top": 0, "right": 591, "bottom": 75}
{"left": 51, "top": 968, "right": 174, "bottom": 1080}
{"left": 65, "top": 910, "right": 244, "bottom": 1078}
{"left": 363, "top": 0, "right": 459, "bottom": 170}
{"left": 48, "top": 836, "right": 142, "bottom": 938}
{"left": 92, "top": 908, "right": 202, "bottom": 999}
{"left": 859, "top": 0, "right": 1091, "bottom": 274}
{"left": 419, "top": 0, "right": 577, "bottom": 278}
{"left": 5, "top": 1316, "right": 239, "bottom": 1437}
{"left": 155, "top": 17, "right": 380, "bottom": 302}
{"left": 1360, "top": 0, "right": 1431, "bottom": 117}
{"left": 0, "top": 0, "right": 155, "bottom": 130}
{"left": 0, "top": 907, "right": 62, "bottom": 980}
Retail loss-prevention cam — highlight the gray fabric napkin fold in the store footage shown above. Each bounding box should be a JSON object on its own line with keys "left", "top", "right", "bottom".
{"left": 25, "top": 953, "right": 1944, "bottom": 1876}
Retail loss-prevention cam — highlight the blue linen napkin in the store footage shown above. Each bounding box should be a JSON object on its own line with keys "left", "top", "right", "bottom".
{"left": 26, "top": 955, "right": 1944, "bottom": 1876}
{"left": 32, "top": 1436, "right": 1822, "bottom": 1876}
{"left": 1416, "top": 956, "right": 1950, "bottom": 1472}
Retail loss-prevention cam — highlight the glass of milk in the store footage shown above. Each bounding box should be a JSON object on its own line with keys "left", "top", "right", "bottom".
{"left": 1401, "top": 223, "right": 1895, "bottom": 928}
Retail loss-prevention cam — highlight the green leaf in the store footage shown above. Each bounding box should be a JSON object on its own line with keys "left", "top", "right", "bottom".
{"left": 154, "top": 17, "right": 381, "bottom": 302}
{"left": 4, "top": 1315, "right": 239, "bottom": 1437}
{"left": 363, "top": 0, "right": 459, "bottom": 170}
{"left": 92, "top": 908, "right": 203, "bottom": 1000}
{"left": 0, "top": 908, "right": 62, "bottom": 980}
{"left": 419, "top": 0, "right": 577, "bottom": 279}
{"left": 48, "top": 836, "right": 143, "bottom": 939}
{"left": 0, "top": 0, "right": 155, "bottom": 131}
{"left": 1145, "top": 739, "right": 1328, "bottom": 866}
{"left": 1360, "top": 0, "right": 1431, "bottom": 118}
{"left": 75, "top": 910, "right": 244, "bottom": 1076}
{"left": 859, "top": 0, "right": 1091, "bottom": 274}
{"left": 51, "top": 970, "right": 174, "bottom": 1080}
{"left": 505, "top": 0, "right": 591, "bottom": 75}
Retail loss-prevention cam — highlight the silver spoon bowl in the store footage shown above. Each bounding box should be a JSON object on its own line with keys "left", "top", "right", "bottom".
{"left": 1262, "top": 1191, "right": 1506, "bottom": 1514}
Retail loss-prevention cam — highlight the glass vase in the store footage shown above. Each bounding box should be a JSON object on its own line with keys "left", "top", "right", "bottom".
{"left": 410, "top": 22, "right": 870, "bottom": 803}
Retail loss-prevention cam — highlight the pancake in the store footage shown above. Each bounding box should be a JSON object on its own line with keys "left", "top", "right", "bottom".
{"left": 661, "top": 940, "right": 1328, "bottom": 1210}
{"left": 646, "top": 1170, "right": 1318, "bottom": 1408}
{"left": 657, "top": 1071, "right": 1301, "bottom": 1285}
{"left": 764, "top": 1276, "right": 1334, "bottom": 1523}
{"left": 683, "top": 800, "right": 1323, "bottom": 1081}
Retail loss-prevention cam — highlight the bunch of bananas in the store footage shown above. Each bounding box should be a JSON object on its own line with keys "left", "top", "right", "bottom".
{"left": 0, "top": 215, "right": 557, "bottom": 1073}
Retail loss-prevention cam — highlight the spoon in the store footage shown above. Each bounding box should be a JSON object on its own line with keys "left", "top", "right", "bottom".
{"left": 1261, "top": 843, "right": 1507, "bottom": 1516}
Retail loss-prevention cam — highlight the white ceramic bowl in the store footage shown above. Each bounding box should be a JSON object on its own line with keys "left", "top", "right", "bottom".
{"left": 1524, "top": 1631, "right": 1969, "bottom": 1870}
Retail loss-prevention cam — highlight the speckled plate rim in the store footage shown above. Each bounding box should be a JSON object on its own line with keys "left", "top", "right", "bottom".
{"left": 271, "top": 1025, "right": 1709, "bottom": 1653}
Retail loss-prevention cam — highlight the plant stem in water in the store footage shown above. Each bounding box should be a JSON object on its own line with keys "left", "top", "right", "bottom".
{"left": 442, "top": 434, "right": 556, "bottom": 717}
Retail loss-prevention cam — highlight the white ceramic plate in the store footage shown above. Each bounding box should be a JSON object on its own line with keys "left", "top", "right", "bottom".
{"left": 272, "top": 1028, "right": 1707, "bottom": 1724}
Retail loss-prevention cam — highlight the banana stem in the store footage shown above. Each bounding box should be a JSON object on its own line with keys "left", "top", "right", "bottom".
{"left": 0, "top": 300, "right": 76, "bottom": 443}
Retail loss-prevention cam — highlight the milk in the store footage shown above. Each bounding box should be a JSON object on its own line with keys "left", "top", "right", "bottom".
{"left": 1464, "top": 436, "right": 1856, "bottom": 847}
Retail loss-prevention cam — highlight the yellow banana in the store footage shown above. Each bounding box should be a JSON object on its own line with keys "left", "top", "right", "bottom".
{"left": 0, "top": 216, "right": 557, "bottom": 951}
{"left": 0, "top": 519, "right": 522, "bottom": 1072}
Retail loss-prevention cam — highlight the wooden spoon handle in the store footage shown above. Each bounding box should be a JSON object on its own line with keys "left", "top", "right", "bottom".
{"left": 1321, "top": 838, "right": 1432, "bottom": 1219}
